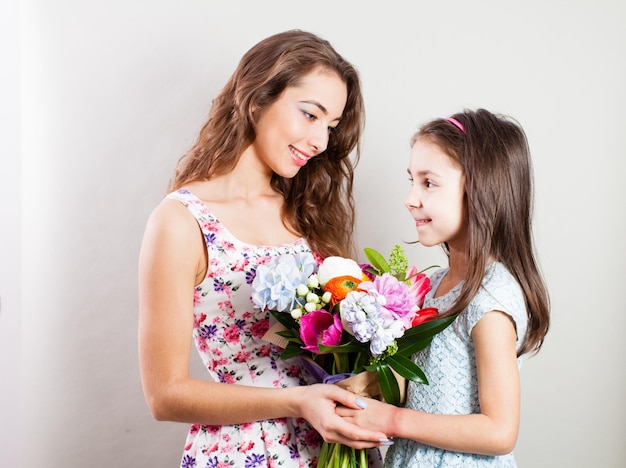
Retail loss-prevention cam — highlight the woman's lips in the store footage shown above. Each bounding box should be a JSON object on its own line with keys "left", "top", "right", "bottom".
{"left": 290, "top": 145, "right": 311, "bottom": 167}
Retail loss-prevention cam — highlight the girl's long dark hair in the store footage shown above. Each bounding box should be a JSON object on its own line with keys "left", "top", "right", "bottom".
{"left": 168, "top": 30, "right": 364, "bottom": 258}
{"left": 413, "top": 109, "right": 550, "bottom": 356}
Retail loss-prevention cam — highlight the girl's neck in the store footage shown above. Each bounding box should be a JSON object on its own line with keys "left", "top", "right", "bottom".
{"left": 442, "top": 250, "right": 497, "bottom": 295}
{"left": 447, "top": 246, "right": 468, "bottom": 277}
{"left": 431, "top": 250, "right": 464, "bottom": 298}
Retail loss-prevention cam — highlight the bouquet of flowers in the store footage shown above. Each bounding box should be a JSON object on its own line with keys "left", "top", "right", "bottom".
{"left": 251, "top": 245, "right": 457, "bottom": 467}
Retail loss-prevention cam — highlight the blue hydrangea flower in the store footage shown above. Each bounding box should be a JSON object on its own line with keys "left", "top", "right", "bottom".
{"left": 251, "top": 253, "right": 317, "bottom": 312}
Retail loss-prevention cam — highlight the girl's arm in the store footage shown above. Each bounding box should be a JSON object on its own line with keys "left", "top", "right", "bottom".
{"left": 337, "top": 310, "right": 520, "bottom": 455}
{"left": 138, "top": 200, "right": 387, "bottom": 448}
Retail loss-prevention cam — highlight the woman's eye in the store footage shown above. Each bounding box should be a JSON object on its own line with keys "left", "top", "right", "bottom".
{"left": 302, "top": 110, "right": 316, "bottom": 121}
{"left": 425, "top": 180, "right": 435, "bottom": 188}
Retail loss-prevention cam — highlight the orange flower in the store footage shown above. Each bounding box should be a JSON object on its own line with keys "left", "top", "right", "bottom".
{"left": 324, "top": 275, "right": 363, "bottom": 305}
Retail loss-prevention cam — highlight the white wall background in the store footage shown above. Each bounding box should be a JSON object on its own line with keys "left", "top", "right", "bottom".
{"left": 2, "top": 0, "right": 624, "bottom": 466}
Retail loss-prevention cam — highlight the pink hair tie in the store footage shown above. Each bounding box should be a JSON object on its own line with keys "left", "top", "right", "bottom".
{"left": 445, "top": 117, "right": 466, "bottom": 134}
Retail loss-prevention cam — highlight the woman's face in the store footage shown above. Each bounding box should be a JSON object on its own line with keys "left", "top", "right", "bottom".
{"left": 250, "top": 68, "right": 348, "bottom": 178}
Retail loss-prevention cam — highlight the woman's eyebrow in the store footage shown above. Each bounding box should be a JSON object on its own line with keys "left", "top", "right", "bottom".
{"left": 300, "top": 100, "right": 343, "bottom": 123}
{"left": 301, "top": 100, "right": 328, "bottom": 114}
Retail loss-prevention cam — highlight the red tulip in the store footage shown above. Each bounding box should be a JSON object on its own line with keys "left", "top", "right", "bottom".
{"left": 411, "top": 307, "right": 439, "bottom": 327}
{"left": 406, "top": 266, "right": 431, "bottom": 308}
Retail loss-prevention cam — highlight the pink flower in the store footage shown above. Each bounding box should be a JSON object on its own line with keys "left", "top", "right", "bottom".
{"left": 299, "top": 309, "right": 343, "bottom": 353}
{"left": 233, "top": 350, "right": 251, "bottom": 363}
{"left": 304, "top": 428, "right": 322, "bottom": 448}
{"left": 250, "top": 319, "right": 269, "bottom": 338}
{"left": 359, "top": 263, "right": 376, "bottom": 281}
{"left": 361, "top": 273, "right": 417, "bottom": 321}
{"left": 223, "top": 324, "right": 240, "bottom": 343}
{"left": 286, "top": 365, "right": 301, "bottom": 377}
{"left": 406, "top": 266, "right": 431, "bottom": 308}
{"left": 193, "top": 313, "right": 207, "bottom": 327}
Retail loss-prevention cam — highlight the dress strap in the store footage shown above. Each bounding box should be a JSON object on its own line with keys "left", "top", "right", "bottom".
{"left": 166, "top": 189, "right": 218, "bottom": 248}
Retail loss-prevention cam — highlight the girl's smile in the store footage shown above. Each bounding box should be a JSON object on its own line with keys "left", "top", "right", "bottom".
{"left": 405, "top": 138, "right": 465, "bottom": 248}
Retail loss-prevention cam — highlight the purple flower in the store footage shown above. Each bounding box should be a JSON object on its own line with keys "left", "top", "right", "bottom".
{"left": 299, "top": 309, "right": 343, "bottom": 353}
{"left": 340, "top": 291, "right": 380, "bottom": 343}
{"left": 181, "top": 455, "right": 196, "bottom": 468}
{"left": 359, "top": 263, "right": 377, "bottom": 281}
{"left": 199, "top": 324, "right": 217, "bottom": 339}
{"left": 245, "top": 453, "right": 266, "bottom": 467}
{"left": 340, "top": 289, "right": 407, "bottom": 357}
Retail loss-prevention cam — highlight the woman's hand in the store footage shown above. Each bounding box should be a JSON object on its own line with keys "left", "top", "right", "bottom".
{"left": 293, "top": 384, "right": 391, "bottom": 449}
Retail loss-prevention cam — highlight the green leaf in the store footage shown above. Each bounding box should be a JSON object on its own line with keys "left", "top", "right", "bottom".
{"left": 395, "top": 337, "right": 435, "bottom": 357}
{"left": 275, "top": 330, "right": 301, "bottom": 343}
{"left": 385, "top": 355, "right": 428, "bottom": 384}
{"left": 366, "top": 361, "right": 401, "bottom": 405}
{"left": 396, "top": 315, "right": 458, "bottom": 357}
{"left": 318, "top": 341, "right": 368, "bottom": 355}
{"left": 351, "top": 351, "right": 370, "bottom": 374}
{"left": 401, "top": 314, "right": 458, "bottom": 341}
{"left": 279, "top": 341, "right": 305, "bottom": 360}
{"left": 270, "top": 310, "right": 299, "bottom": 330}
{"left": 363, "top": 247, "right": 390, "bottom": 274}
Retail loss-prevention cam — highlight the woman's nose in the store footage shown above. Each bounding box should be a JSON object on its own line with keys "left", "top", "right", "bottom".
{"left": 308, "top": 124, "right": 329, "bottom": 155}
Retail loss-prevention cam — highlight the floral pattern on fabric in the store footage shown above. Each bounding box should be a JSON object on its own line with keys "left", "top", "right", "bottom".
{"left": 167, "top": 189, "right": 321, "bottom": 468}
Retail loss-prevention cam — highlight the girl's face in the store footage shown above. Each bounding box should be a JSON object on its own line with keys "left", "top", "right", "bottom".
{"left": 405, "top": 138, "right": 466, "bottom": 249}
{"left": 251, "top": 68, "right": 348, "bottom": 178}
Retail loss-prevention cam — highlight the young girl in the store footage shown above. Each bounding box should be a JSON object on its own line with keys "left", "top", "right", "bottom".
{"left": 138, "top": 30, "right": 389, "bottom": 467}
{"left": 338, "top": 109, "right": 550, "bottom": 467}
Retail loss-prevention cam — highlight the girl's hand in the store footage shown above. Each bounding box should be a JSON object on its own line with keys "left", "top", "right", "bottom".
{"left": 335, "top": 396, "right": 394, "bottom": 436}
{"left": 294, "top": 384, "right": 391, "bottom": 449}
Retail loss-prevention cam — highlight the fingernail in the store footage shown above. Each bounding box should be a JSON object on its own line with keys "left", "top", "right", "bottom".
{"left": 379, "top": 438, "right": 394, "bottom": 446}
{"left": 356, "top": 398, "right": 367, "bottom": 409}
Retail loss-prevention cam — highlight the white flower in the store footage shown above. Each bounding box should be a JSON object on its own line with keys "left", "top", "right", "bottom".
{"left": 321, "top": 291, "right": 332, "bottom": 304}
{"left": 296, "top": 284, "right": 309, "bottom": 297}
{"left": 307, "top": 274, "right": 320, "bottom": 289}
{"left": 306, "top": 292, "right": 320, "bottom": 304}
{"left": 317, "top": 256, "right": 363, "bottom": 286}
{"left": 291, "top": 308, "right": 303, "bottom": 319}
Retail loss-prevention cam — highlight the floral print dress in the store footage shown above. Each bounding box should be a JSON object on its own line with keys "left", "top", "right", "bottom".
{"left": 167, "top": 189, "right": 321, "bottom": 468}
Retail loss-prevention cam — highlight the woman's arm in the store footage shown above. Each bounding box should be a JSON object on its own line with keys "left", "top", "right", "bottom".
{"left": 138, "top": 200, "right": 387, "bottom": 447}
{"left": 337, "top": 310, "right": 520, "bottom": 455}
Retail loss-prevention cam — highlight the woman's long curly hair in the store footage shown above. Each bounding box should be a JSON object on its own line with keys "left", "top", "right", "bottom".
{"left": 168, "top": 30, "right": 364, "bottom": 258}
{"left": 412, "top": 109, "right": 550, "bottom": 356}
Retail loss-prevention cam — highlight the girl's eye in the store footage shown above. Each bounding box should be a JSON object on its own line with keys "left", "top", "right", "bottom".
{"left": 327, "top": 126, "right": 337, "bottom": 135}
{"left": 302, "top": 110, "right": 317, "bottom": 121}
{"left": 425, "top": 180, "right": 435, "bottom": 188}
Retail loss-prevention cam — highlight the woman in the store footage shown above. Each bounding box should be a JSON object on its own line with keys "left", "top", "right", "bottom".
{"left": 138, "top": 30, "right": 389, "bottom": 467}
